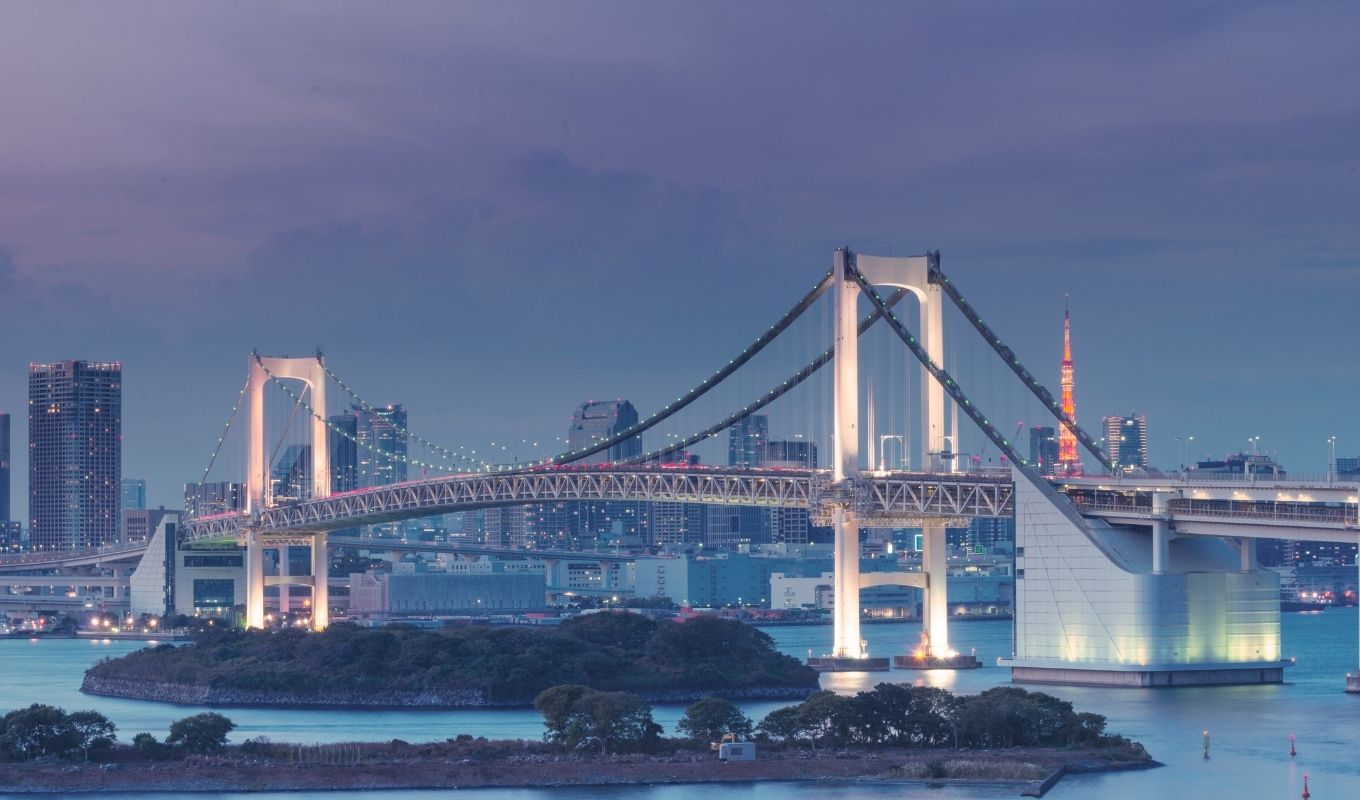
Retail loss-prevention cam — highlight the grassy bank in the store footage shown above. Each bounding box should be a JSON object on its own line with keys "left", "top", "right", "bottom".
{"left": 83, "top": 614, "right": 820, "bottom": 706}
{"left": 0, "top": 736, "right": 1156, "bottom": 794}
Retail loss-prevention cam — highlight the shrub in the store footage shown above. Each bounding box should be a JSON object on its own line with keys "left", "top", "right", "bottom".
{"left": 676, "top": 697, "right": 753, "bottom": 744}
{"left": 132, "top": 732, "right": 172, "bottom": 760}
{"left": 166, "top": 712, "right": 235, "bottom": 754}
{"left": 534, "top": 685, "right": 662, "bottom": 754}
{"left": 0, "top": 705, "right": 116, "bottom": 762}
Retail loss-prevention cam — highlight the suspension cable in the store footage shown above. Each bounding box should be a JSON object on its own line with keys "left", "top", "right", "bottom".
{"left": 847, "top": 259, "right": 1040, "bottom": 478}
{"left": 554, "top": 270, "right": 834, "bottom": 464}
{"left": 627, "top": 288, "right": 910, "bottom": 464}
{"left": 199, "top": 376, "right": 250, "bottom": 486}
{"left": 266, "top": 384, "right": 308, "bottom": 477}
{"left": 926, "top": 252, "right": 1115, "bottom": 473}
{"left": 318, "top": 359, "right": 483, "bottom": 469}
{"left": 254, "top": 355, "right": 464, "bottom": 475}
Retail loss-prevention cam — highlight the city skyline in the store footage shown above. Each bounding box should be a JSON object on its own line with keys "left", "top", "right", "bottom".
{"left": 3, "top": 4, "right": 1359, "bottom": 512}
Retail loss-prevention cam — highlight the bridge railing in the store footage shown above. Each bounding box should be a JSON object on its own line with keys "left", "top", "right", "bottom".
{"left": 1076, "top": 471, "right": 1359, "bottom": 488}
{"left": 1075, "top": 499, "right": 1359, "bottom": 527}
{"left": 0, "top": 541, "right": 150, "bottom": 567}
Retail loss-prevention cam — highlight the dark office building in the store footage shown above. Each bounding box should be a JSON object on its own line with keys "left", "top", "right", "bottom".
{"left": 1029, "top": 426, "right": 1058, "bottom": 474}
{"left": 271, "top": 444, "right": 312, "bottom": 503}
{"left": 28, "top": 361, "right": 122, "bottom": 548}
{"left": 351, "top": 404, "right": 408, "bottom": 488}
{"left": 328, "top": 413, "right": 359, "bottom": 492}
{"left": 184, "top": 481, "right": 244, "bottom": 519}
{"left": 0, "top": 411, "right": 10, "bottom": 523}
{"left": 728, "top": 415, "right": 768, "bottom": 467}
{"left": 567, "top": 400, "right": 641, "bottom": 463}
{"left": 1103, "top": 413, "right": 1149, "bottom": 470}
{"left": 766, "top": 439, "right": 817, "bottom": 468}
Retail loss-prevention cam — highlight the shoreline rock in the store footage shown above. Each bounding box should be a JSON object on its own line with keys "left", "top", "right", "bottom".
{"left": 0, "top": 744, "right": 1157, "bottom": 794}
{"left": 79, "top": 675, "right": 817, "bottom": 709}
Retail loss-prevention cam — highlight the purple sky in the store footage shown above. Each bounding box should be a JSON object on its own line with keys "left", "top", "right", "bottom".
{"left": 2, "top": 2, "right": 1359, "bottom": 511}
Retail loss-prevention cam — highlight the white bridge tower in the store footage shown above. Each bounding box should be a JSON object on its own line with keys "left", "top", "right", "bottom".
{"left": 244, "top": 352, "right": 331, "bottom": 630}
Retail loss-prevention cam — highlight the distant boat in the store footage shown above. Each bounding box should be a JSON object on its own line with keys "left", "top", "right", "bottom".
{"left": 1280, "top": 599, "right": 1327, "bottom": 612}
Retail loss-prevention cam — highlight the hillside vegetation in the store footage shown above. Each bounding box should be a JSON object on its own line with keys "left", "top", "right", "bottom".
{"left": 85, "top": 614, "right": 819, "bottom": 704}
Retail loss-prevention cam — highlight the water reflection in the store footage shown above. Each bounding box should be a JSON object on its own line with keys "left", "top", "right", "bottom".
{"left": 0, "top": 609, "right": 1354, "bottom": 800}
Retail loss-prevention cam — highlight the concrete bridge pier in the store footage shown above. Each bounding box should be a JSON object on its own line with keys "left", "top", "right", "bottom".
{"left": 922, "top": 524, "right": 949, "bottom": 655}
{"left": 311, "top": 533, "right": 328, "bottom": 630}
{"left": 246, "top": 530, "right": 265, "bottom": 629}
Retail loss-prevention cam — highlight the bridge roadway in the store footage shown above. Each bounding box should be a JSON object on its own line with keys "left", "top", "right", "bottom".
{"left": 1058, "top": 474, "right": 1360, "bottom": 541}
{"left": 329, "top": 536, "right": 649, "bottom": 563}
{"left": 182, "top": 466, "right": 1017, "bottom": 542}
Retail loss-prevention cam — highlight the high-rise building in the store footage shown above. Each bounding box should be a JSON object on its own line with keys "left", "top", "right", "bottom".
{"left": 121, "top": 478, "right": 147, "bottom": 511}
{"left": 765, "top": 439, "right": 816, "bottom": 468}
{"left": 728, "top": 415, "right": 768, "bottom": 467}
{"left": 271, "top": 444, "right": 312, "bottom": 502}
{"left": 0, "top": 521, "right": 20, "bottom": 551}
{"left": 1029, "top": 426, "right": 1058, "bottom": 474}
{"left": 765, "top": 439, "right": 817, "bottom": 544}
{"left": 1056, "top": 300, "right": 1081, "bottom": 476}
{"left": 327, "top": 413, "right": 359, "bottom": 493}
{"left": 330, "top": 404, "right": 410, "bottom": 537}
{"left": 1103, "top": 413, "right": 1149, "bottom": 471}
{"left": 183, "top": 481, "right": 244, "bottom": 519}
{"left": 0, "top": 411, "right": 10, "bottom": 523}
{"left": 28, "top": 361, "right": 122, "bottom": 548}
{"left": 350, "top": 404, "right": 408, "bottom": 488}
{"left": 567, "top": 400, "right": 641, "bottom": 463}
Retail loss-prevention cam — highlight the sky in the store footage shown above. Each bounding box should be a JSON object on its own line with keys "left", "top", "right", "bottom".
{"left": 2, "top": 1, "right": 1359, "bottom": 513}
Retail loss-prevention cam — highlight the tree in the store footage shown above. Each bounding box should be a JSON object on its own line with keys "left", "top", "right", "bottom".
{"left": 676, "top": 696, "right": 753, "bottom": 744}
{"left": 1068, "top": 712, "right": 1107, "bottom": 746}
{"left": 166, "top": 712, "right": 236, "bottom": 754}
{"left": 569, "top": 691, "right": 662, "bottom": 755}
{"left": 534, "top": 684, "right": 594, "bottom": 747}
{"left": 905, "top": 686, "right": 962, "bottom": 748}
{"left": 132, "top": 732, "right": 172, "bottom": 760}
{"left": 67, "top": 711, "right": 117, "bottom": 761}
{"left": 533, "top": 685, "right": 661, "bottom": 754}
{"left": 755, "top": 706, "right": 801, "bottom": 744}
{"left": 0, "top": 704, "right": 82, "bottom": 760}
{"left": 794, "top": 691, "right": 855, "bottom": 751}
{"left": 851, "top": 683, "right": 916, "bottom": 745}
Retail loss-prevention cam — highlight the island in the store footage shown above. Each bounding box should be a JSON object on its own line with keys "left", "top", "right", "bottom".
{"left": 1, "top": 684, "right": 1155, "bottom": 795}
{"left": 81, "top": 613, "right": 822, "bottom": 708}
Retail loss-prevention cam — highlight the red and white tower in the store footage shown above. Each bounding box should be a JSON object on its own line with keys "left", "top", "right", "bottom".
{"left": 1057, "top": 297, "right": 1082, "bottom": 476}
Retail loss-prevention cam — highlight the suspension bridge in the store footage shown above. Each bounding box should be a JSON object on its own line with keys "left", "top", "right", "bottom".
{"left": 158, "top": 247, "right": 1358, "bottom": 686}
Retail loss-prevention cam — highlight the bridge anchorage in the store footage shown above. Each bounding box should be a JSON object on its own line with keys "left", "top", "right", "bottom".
{"left": 168, "top": 245, "right": 1359, "bottom": 689}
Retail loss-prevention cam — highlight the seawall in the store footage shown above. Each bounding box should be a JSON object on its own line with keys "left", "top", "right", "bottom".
{"left": 80, "top": 675, "right": 816, "bottom": 709}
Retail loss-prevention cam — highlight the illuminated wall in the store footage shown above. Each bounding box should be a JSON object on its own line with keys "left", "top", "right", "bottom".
{"left": 1013, "top": 470, "right": 1280, "bottom": 668}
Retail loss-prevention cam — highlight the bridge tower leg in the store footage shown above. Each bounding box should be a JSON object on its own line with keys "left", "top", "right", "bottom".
{"left": 922, "top": 526, "right": 949, "bottom": 655}
{"left": 311, "top": 533, "right": 328, "bottom": 630}
{"left": 920, "top": 256, "right": 950, "bottom": 658}
{"left": 279, "top": 547, "right": 290, "bottom": 615}
{"left": 832, "top": 247, "right": 863, "bottom": 660}
{"left": 246, "top": 353, "right": 331, "bottom": 514}
{"left": 246, "top": 530, "right": 265, "bottom": 629}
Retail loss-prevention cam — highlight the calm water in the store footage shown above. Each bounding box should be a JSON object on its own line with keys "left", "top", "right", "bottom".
{"left": 1, "top": 610, "right": 1356, "bottom": 799}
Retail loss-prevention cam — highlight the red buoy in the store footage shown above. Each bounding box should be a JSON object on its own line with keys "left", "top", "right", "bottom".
{"left": 1290, "top": 734, "right": 1297, "bottom": 757}
{"left": 1301, "top": 772, "right": 1310, "bottom": 799}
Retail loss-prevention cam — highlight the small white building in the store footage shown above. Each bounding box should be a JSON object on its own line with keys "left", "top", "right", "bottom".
{"left": 718, "top": 741, "right": 755, "bottom": 762}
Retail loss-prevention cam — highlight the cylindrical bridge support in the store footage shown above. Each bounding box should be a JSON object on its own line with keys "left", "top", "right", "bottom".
{"left": 831, "top": 248, "right": 864, "bottom": 659}
{"left": 833, "top": 508, "right": 862, "bottom": 657}
{"left": 1239, "top": 537, "right": 1256, "bottom": 572}
{"left": 922, "top": 524, "right": 950, "bottom": 656}
{"left": 246, "top": 531, "right": 265, "bottom": 629}
{"left": 311, "top": 532, "right": 329, "bottom": 631}
{"left": 1152, "top": 519, "right": 1170, "bottom": 575}
{"left": 279, "top": 547, "right": 290, "bottom": 614}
